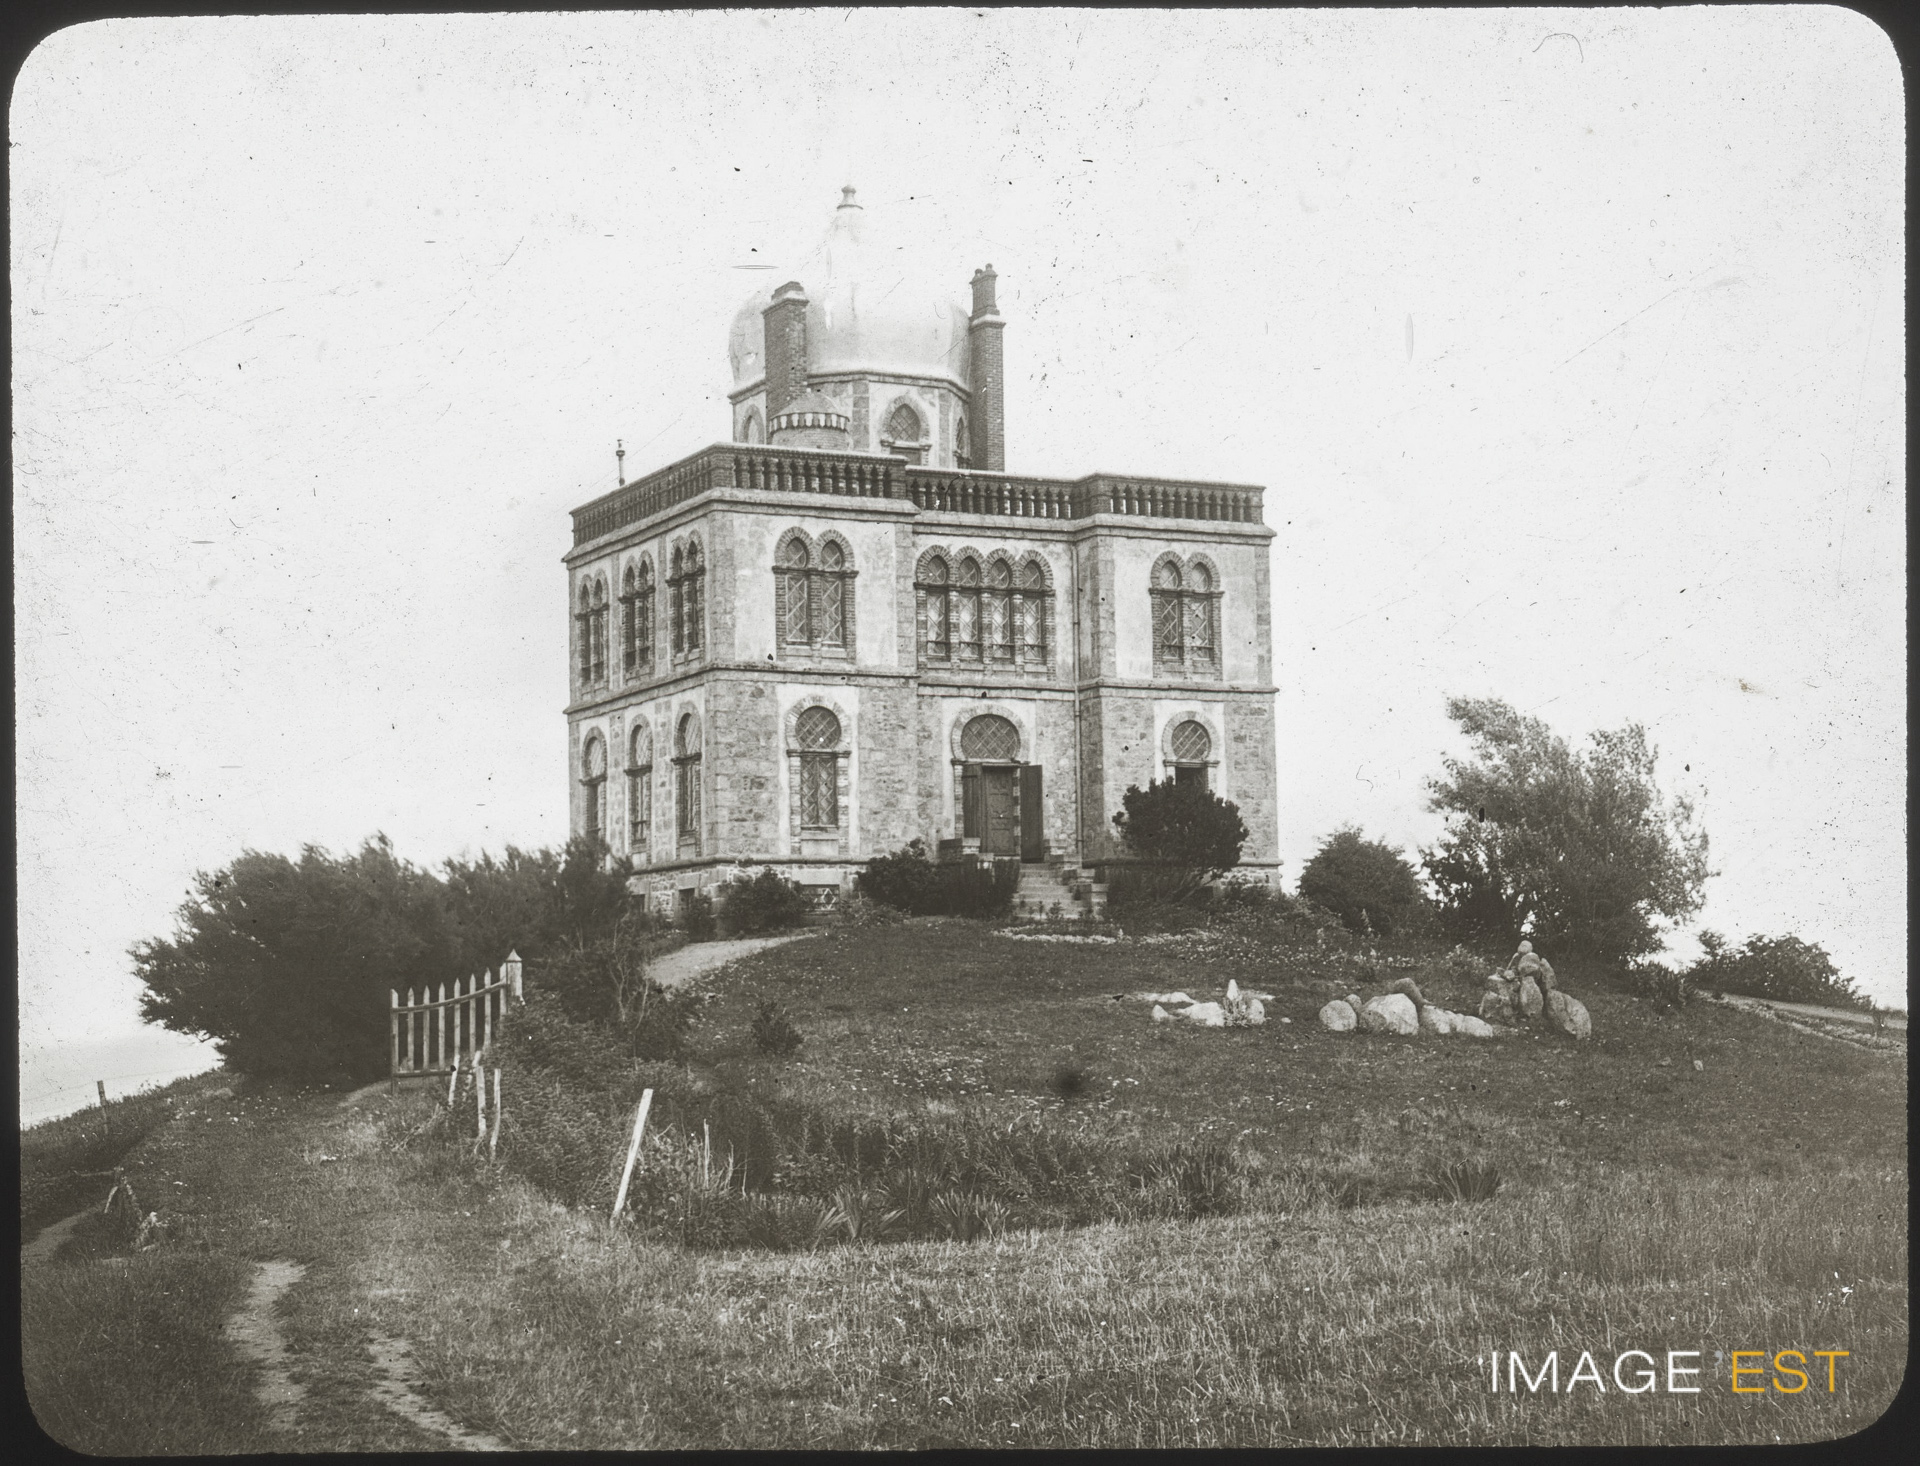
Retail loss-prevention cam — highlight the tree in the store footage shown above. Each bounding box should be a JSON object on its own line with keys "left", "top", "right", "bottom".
{"left": 1298, "top": 827, "right": 1429, "bottom": 937}
{"left": 1422, "top": 697, "right": 1711, "bottom": 962}
{"left": 1686, "top": 931, "right": 1868, "bottom": 1010}
{"left": 133, "top": 835, "right": 456, "bottom": 1083}
{"left": 1111, "top": 778, "right": 1250, "bottom": 902}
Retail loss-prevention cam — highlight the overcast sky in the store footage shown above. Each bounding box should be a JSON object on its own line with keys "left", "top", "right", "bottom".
{"left": 15, "top": 6, "right": 1905, "bottom": 1079}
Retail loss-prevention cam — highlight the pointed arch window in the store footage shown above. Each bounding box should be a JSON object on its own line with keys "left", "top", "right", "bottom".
{"left": 581, "top": 733, "right": 608, "bottom": 844}
{"left": 673, "top": 713, "right": 702, "bottom": 846}
{"left": 627, "top": 724, "right": 653, "bottom": 854}
{"left": 882, "top": 401, "right": 926, "bottom": 464}
{"left": 955, "top": 415, "right": 970, "bottom": 470}
{"left": 577, "top": 576, "right": 610, "bottom": 688}
{"left": 739, "top": 408, "right": 764, "bottom": 444}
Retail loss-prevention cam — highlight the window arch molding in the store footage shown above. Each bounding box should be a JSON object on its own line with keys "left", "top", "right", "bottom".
{"left": 915, "top": 545, "right": 1053, "bottom": 672}
{"left": 671, "top": 707, "right": 703, "bottom": 851}
{"left": 946, "top": 702, "right": 1032, "bottom": 763}
{"left": 669, "top": 534, "right": 706, "bottom": 661}
{"left": 879, "top": 394, "right": 930, "bottom": 464}
{"left": 739, "top": 407, "right": 765, "bottom": 444}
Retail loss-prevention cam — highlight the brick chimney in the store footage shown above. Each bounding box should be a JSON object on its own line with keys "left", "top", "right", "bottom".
{"left": 968, "top": 265, "right": 1005, "bottom": 471}
{"left": 762, "top": 280, "right": 810, "bottom": 419}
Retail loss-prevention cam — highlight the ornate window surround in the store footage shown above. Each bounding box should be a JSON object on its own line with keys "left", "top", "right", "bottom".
{"left": 1150, "top": 551, "right": 1223, "bottom": 680}
{"left": 626, "top": 720, "right": 654, "bottom": 859}
{"left": 575, "top": 573, "right": 610, "bottom": 690}
{"left": 619, "top": 554, "right": 656, "bottom": 680}
{"left": 773, "top": 527, "right": 857, "bottom": 661}
{"left": 879, "top": 395, "right": 931, "bottom": 465}
{"left": 668, "top": 535, "right": 706, "bottom": 666}
{"left": 1160, "top": 709, "right": 1222, "bottom": 789}
{"left": 580, "top": 730, "right": 608, "bottom": 844}
{"left": 672, "top": 708, "right": 703, "bottom": 853}
{"left": 784, "top": 694, "right": 854, "bottom": 856}
{"left": 915, "top": 544, "right": 1054, "bottom": 674}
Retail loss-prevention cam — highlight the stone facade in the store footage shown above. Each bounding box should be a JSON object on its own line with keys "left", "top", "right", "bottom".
{"left": 568, "top": 193, "right": 1278, "bottom": 912}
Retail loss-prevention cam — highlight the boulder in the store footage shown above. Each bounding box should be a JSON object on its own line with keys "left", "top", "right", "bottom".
{"left": 1388, "top": 976, "right": 1427, "bottom": 1007}
{"left": 1478, "top": 988, "right": 1514, "bottom": 1024}
{"left": 1182, "top": 1001, "right": 1227, "bottom": 1028}
{"left": 1449, "top": 1012, "right": 1499, "bottom": 1038}
{"left": 1345, "top": 993, "right": 1365, "bottom": 1015}
{"left": 1319, "top": 999, "right": 1357, "bottom": 1032}
{"left": 1419, "top": 1004, "right": 1455, "bottom": 1036}
{"left": 1358, "top": 993, "right": 1419, "bottom": 1036}
{"left": 1544, "top": 988, "right": 1569, "bottom": 1026}
{"left": 1557, "top": 994, "right": 1592, "bottom": 1041}
{"left": 1518, "top": 974, "right": 1544, "bottom": 1020}
{"left": 1151, "top": 1004, "right": 1173, "bottom": 1024}
{"left": 1244, "top": 998, "right": 1267, "bottom": 1025}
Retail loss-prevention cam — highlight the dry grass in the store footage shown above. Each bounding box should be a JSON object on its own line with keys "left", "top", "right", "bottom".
{"left": 20, "top": 921, "right": 1909, "bottom": 1450}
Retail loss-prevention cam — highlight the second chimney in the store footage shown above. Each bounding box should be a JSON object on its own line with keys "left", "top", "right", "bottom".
{"left": 762, "top": 281, "right": 811, "bottom": 420}
{"left": 968, "top": 266, "right": 1005, "bottom": 472}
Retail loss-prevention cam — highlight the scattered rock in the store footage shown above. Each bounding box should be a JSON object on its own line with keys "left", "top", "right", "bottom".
{"left": 1693, "top": 1058, "right": 1704, "bottom": 1072}
{"left": 1559, "top": 994, "right": 1592, "bottom": 1041}
{"left": 1388, "top": 976, "right": 1427, "bottom": 1007}
{"left": 1358, "top": 993, "right": 1419, "bottom": 1036}
{"left": 1518, "top": 974, "right": 1544, "bottom": 1020}
{"left": 1136, "top": 991, "right": 1196, "bottom": 1006}
{"left": 1344, "top": 993, "right": 1365, "bottom": 1014}
{"left": 1657, "top": 1057, "right": 1673, "bottom": 1067}
{"left": 1151, "top": 1004, "right": 1173, "bottom": 1024}
{"left": 1319, "top": 999, "right": 1357, "bottom": 1032}
{"left": 1182, "top": 1001, "right": 1227, "bottom": 1028}
{"left": 1478, "top": 988, "right": 1515, "bottom": 1024}
{"left": 1449, "top": 1012, "right": 1499, "bottom": 1038}
{"left": 1418, "top": 1004, "right": 1454, "bottom": 1036}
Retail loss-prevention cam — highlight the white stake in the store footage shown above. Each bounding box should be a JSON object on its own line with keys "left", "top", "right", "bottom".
{"left": 489, "top": 1069, "right": 502, "bottom": 1161}
{"left": 447, "top": 1052, "right": 460, "bottom": 1107}
{"left": 610, "top": 1088, "right": 655, "bottom": 1222}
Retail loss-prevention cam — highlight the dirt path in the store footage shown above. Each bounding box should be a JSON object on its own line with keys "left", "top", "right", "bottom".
{"left": 222, "top": 1260, "right": 309, "bottom": 1434}
{"left": 367, "top": 1334, "right": 511, "bottom": 1451}
{"left": 1723, "top": 995, "right": 1905, "bottom": 1030}
{"left": 648, "top": 930, "right": 818, "bottom": 989}
{"left": 21, "top": 1207, "right": 91, "bottom": 1267}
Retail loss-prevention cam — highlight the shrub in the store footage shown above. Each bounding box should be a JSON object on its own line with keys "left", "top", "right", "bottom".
{"left": 1299, "top": 827, "right": 1431, "bottom": 937}
{"left": 838, "top": 892, "right": 905, "bottom": 928}
{"left": 720, "top": 866, "right": 813, "bottom": 936}
{"left": 857, "top": 839, "right": 944, "bottom": 914}
{"left": 1684, "top": 931, "right": 1867, "bottom": 1009}
{"left": 680, "top": 890, "right": 717, "bottom": 942}
{"left": 1109, "top": 779, "right": 1250, "bottom": 903}
{"left": 750, "top": 1000, "right": 804, "bottom": 1058}
{"left": 1621, "top": 959, "right": 1694, "bottom": 1012}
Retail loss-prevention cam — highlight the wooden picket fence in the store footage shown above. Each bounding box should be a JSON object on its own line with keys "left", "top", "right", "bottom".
{"left": 390, "top": 951, "right": 523, "bottom": 1081}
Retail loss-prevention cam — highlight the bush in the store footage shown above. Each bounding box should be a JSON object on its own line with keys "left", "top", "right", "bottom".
{"left": 1685, "top": 931, "right": 1867, "bottom": 1009}
{"left": 1299, "top": 827, "right": 1431, "bottom": 937}
{"left": 680, "top": 890, "right": 717, "bottom": 942}
{"left": 720, "top": 866, "right": 813, "bottom": 936}
{"left": 1620, "top": 958, "right": 1694, "bottom": 1012}
{"left": 855, "top": 841, "right": 1017, "bottom": 918}
{"left": 1109, "top": 779, "right": 1250, "bottom": 904}
{"left": 750, "top": 1000, "right": 804, "bottom": 1058}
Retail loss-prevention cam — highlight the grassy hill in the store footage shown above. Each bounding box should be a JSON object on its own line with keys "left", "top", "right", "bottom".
{"left": 21, "top": 918, "right": 1907, "bottom": 1450}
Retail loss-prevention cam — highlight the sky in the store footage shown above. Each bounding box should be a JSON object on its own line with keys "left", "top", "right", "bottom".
{"left": 14, "top": 7, "right": 1906, "bottom": 1099}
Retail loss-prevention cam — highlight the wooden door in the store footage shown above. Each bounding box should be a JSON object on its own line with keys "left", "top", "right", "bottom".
{"left": 983, "top": 767, "right": 1018, "bottom": 854}
{"left": 1019, "top": 764, "right": 1044, "bottom": 861}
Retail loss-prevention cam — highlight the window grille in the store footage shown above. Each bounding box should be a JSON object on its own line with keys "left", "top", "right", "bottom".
{"left": 674, "top": 714, "right": 701, "bottom": 838}
{"left": 1170, "top": 719, "right": 1212, "bottom": 763}
{"left": 627, "top": 725, "right": 653, "bottom": 851}
{"left": 955, "top": 556, "right": 983, "bottom": 660}
{"left": 919, "top": 554, "right": 951, "bottom": 660}
{"left": 960, "top": 713, "right": 1020, "bottom": 762}
{"left": 581, "top": 734, "right": 607, "bottom": 841}
{"left": 796, "top": 705, "right": 841, "bottom": 750}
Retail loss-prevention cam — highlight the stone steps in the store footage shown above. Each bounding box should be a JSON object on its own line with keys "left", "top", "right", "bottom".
{"left": 1012, "top": 861, "right": 1107, "bottom": 920}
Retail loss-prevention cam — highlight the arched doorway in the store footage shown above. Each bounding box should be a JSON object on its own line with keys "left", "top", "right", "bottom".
{"left": 958, "top": 713, "right": 1041, "bottom": 860}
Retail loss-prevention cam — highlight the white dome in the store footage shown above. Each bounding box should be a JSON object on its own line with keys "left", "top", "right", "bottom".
{"left": 729, "top": 189, "right": 973, "bottom": 393}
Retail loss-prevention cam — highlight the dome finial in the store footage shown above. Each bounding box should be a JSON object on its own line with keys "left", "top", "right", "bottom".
{"left": 838, "top": 184, "right": 860, "bottom": 210}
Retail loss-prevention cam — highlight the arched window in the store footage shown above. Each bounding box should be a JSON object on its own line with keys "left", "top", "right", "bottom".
{"left": 918, "top": 552, "right": 952, "bottom": 661}
{"left": 795, "top": 705, "right": 842, "bottom": 829}
{"left": 818, "top": 539, "right": 848, "bottom": 648}
{"left": 581, "top": 733, "right": 607, "bottom": 843}
{"left": 1018, "top": 557, "right": 1051, "bottom": 666}
{"left": 779, "top": 535, "right": 812, "bottom": 645}
{"left": 576, "top": 583, "right": 594, "bottom": 687}
{"left": 960, "top": 713, "right": 1021, "bottom": 762}
{"left": 1152, "top": 559, "right": 1184, "bottom": 665}
{"left": 1169, "top": 718, "right": 1212, "bottom": 791}
{"left": 739, "top": 408, "right": 764, "bottom": 444}
{"left": 669, "top": 538, "right": 705, "bottom": 659}
{"left": 673, "top": 713, "right": 702, "bottom": 844}
{"left": 986, "top": 558, "right": 1015, "bottom": 663}
{"left": 882, "top": 402, "right": 926, "bottom": 464}
{"left": 635, "top": 557, "right": 654, "bottom": 674}
{"left": 955, "top": 415, "right": 970, "bottom": 470}
{"left": 575, "top": 576, "right": 610, "bottom": 686}
{"left": 627, "top": 724, "right": 653, "bottom": 853}
{"left": 1184, "top": 563, "right": 1217, "bottom": 666}
{"left": 619, "top": 563, "right": 639, "bottom": 677}
{"left": 955, "top": 555, "right": 983, "bottom": 661}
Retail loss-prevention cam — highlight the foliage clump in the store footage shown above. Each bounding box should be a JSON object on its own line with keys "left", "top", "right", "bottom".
{"left": 1299, "top": 826, "right": 1430, "bottom": 937}
{"left": 1109, "top": 778, "right": 1249, "bottom": 904}
{"left": 1422, "top": 697, "right": 1712, "bottom": 962}
{"left": 749, "top": 999, "right": 805, "bottom": 1058}
{"left": 855, "top": 840, "right": 1018, "bottom": 918}
{"left": 720, "top": 865, "right": 814, "bottom": 936}
{"left": 1685, "top": 931, "right": 1867, "bottom": 1010}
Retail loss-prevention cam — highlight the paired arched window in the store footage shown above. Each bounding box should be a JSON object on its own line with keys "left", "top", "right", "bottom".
{"left": 673, "top": 712, "right": 702, "bottom": 844}
{"left": 775, "top": 531, "right": 855, "bottom": 655}
{"left": 916, "top": 549, "right": 1052, "bottom": 671}
{"left": 576, "top": 575, "right": 610, "bottom": 688}
{"left": 627, "top": 723, "right": 653, "bottom": 853}
{"left": 1151, "top": 555, "right": 1221, "bottom": 676}
{"left": 581, "top": 733, "right": 608, "bottom": 843}
{"left": 620, "top": 557, "right": 655, "bottom": 678}
{"left": 669, "top": 538, "right": 706, "bottom": 660}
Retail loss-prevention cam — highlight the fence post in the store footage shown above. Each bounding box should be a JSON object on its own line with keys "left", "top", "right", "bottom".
{"left": 447, "top": 1052, "right": 460, "bottom": 1107}
{"left": 489, "top": 1069, "right": 502, "bottom": 1162}
{"left": 403, "top": 988, "right": 416, "bottom": 1072}
{"left": 476, "top": 1059, "right": 487, "bottom": 1139}
{"left": 437, "top": 981, "right": 448, "bottom": 1072}
{"left": 483, "top": 970, "right": 494, "bottom": 1051}
{"left": 506, "top": 950, "right": 524, "bottom": 1001}
{"left": 389, "top": 990, "right": 400, "bottom": 1086}
{"left": 610, "top": 1088, "right": 655, "bottom": 1222}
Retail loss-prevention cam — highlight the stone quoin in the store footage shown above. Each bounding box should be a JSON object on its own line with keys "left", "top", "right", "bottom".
{"left": 562, "top": 188, "right": 1281, "bottom": 918}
